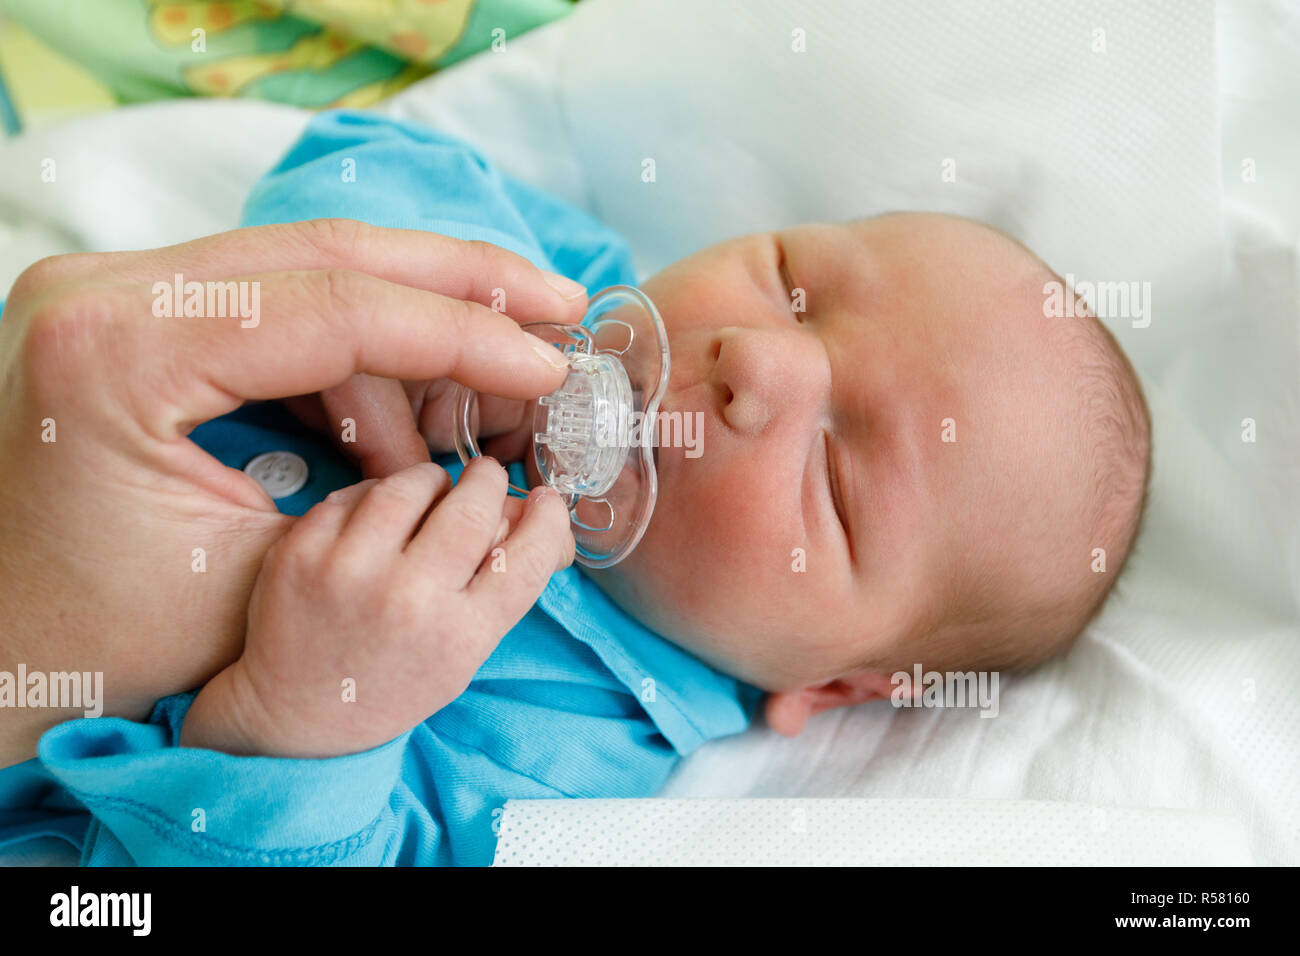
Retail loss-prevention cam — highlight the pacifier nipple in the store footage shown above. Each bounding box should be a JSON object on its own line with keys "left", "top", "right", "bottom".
{"left": 453, "top": 285, "right": 670, "bottom": 568}
{"left": 535, "top": 352, "right": 632, "bottom": 498}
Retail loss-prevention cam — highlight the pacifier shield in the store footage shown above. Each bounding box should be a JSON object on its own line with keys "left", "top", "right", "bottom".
{"left": 454, "top": 285, "right": 669, "bottom": 568}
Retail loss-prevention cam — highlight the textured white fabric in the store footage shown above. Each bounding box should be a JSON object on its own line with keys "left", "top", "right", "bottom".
{"left": 0, "top": 0, "right": 1295, "bottom": 867}
{"left": 492, "top": 798, "right": 1253, "bottom": 866}
{"left": 0, "top": 99, "right": 306, "bottom": 291}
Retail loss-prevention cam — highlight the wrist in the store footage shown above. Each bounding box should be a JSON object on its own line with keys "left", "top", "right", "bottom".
{"left": 179, "top": 662, "right": 271, "bottom": 756}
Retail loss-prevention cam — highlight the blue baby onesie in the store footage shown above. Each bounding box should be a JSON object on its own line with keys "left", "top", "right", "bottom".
{"left": 0, "top": 111, "right": 762, "bottom": 866}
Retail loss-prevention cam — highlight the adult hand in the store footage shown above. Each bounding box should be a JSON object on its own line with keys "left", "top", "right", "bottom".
{"left": 0, "top": 218, "right": 584, "bottom": 768}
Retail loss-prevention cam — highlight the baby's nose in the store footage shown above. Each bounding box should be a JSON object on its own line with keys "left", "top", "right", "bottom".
{"left": 710, "top": 326, "right": 828, "bottom": 435}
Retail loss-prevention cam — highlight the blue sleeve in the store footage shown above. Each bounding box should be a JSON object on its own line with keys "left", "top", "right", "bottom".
{"left": 26, "top": 694, "right": 413, "bottom": 866}
{"left": 0, "top": 640, "right": 678, "bottom": 866}
{"left": 0, "top": 671, "right": 676, "bottom": 866}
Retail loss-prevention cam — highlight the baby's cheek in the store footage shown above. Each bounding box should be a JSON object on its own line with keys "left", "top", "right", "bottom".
{"left": 670, "top": 468, "right": 799, "bottom": 623}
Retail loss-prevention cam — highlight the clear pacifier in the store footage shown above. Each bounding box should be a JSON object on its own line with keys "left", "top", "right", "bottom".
{"left": 453, "top": 285, "right": 670, "bottom": 568}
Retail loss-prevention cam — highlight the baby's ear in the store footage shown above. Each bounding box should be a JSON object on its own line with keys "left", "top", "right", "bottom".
{"left": 764, "top": 671, "right": 900, "bottom": 737}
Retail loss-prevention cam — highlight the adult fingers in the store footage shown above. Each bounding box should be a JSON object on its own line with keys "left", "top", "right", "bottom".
{"left": 45, "top": 220, "right": 588, "bottom": 326}
{"left": 68, "top": 271, "right": 575, "bottom": 437}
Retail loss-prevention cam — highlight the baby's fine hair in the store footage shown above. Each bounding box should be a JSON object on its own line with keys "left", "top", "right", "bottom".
{"left": 1051, "top": 278, "right": 1153, "bottom": 646}
{"left": 868, "top": 221, "right": 1153, "bottom": 676}
{"left": 973, "top": 256, "right": 1153, "bottom": 673}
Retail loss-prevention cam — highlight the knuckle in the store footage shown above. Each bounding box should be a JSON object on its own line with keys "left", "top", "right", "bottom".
{"left": 10, "top": 257, "right": 61, "bottom": 299}
{"left": 321, "top": 547, "right": 371, "bottom": 587}
{"left": 322, "top": 479, "right": 372, "bottom": 507}
{"left": 366, "top": 480, "right": 413, "bottom": 513}
{"left": 318, "top": 267, "right": 369, "bottom": 312}
{"left": 320, "top": 485, "right": 356, "bottom": 509}
{"left": 267, "top": 533, "right": 316, "bottom": 579}
{"left": 19, "top": 288, "right": 117, "bottom": 380}
{"left": 383, "top": 461, "right": 445, "bottom": 498}
{"left": 465, "top": 238, "right": 495, "bottom": 270}
{"left": 452, "top": 494, "right": 498, "bottom": 534}
{"left": 322, "top": 488, "right": 351, "bottom": 508}
{"left": 446, "top": 293, "right": 483, "bottom": 335}
{"left": 508, "top": 539, "right": 553, "bottom": 589}
{"left": 310, "top": 268, "right": 380, "bottom": 331}
{"left": 466, "top": 238, "right": 525, "bottom": 289}
{"left": 9, "top": 253, "right": 94, "bottom": 303}
{"left": 465, "top": 239, "right": 506, "bottom": 299}
{"left": 298, "top": 217, "right": 370, "bottom": 258}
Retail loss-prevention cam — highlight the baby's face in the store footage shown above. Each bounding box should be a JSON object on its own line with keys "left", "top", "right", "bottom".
{"left": 586, "top": 213, "right": 1095, "bottom": 693}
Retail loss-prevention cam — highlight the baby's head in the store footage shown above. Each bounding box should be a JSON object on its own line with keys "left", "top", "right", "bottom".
{"left": 586, "top": 212, "right": 1151, "bottom": 734}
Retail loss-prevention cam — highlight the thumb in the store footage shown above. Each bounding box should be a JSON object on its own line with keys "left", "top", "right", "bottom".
{"left": 320, "top": 374, "right": 431, "bottom": 478}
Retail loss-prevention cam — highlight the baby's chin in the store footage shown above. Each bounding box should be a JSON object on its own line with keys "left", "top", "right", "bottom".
{"left": 579, "top": 510, "right": 673, "bottom": 621}
{"left": 581, "top": 504, "right": 711, "bottom": 635}
{"left": 583, "top": 521, "right": 775, "bottom": 687}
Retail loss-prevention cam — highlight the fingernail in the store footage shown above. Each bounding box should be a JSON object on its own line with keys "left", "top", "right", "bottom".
{"left": 540, "top": 270, "right": 587, "bottom": 301}
{"left": 524, "top": 331, "right": 570, "bottom": 370}
{"left": 531, "top": 485, "right": 561, "bottom": 505}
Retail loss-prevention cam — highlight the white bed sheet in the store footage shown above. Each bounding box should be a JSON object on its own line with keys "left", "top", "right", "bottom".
{"left": 0, "top": 0, "right": 1295, "bottom": 866}
{"left": 492, "top": 798, "right": 1255, "bottom": 865}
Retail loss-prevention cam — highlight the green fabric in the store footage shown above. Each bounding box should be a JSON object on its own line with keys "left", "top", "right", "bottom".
{"left": 0, "top": 0, "right": 573, "bottom": 121}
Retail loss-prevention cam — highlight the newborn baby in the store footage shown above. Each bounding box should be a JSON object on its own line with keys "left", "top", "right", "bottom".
{"left": 597, "top": 212, "right": 1152, "bottom": 734}
{"left": 0, "top": 112, "right": 1149, "bottom": 866}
